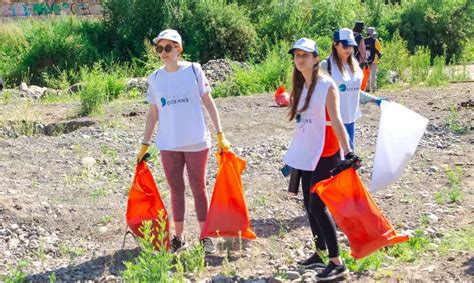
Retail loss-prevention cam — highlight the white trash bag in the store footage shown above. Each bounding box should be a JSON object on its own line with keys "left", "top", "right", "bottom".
{"left": 370, "top": 101, "right": 428, "bottom": 192}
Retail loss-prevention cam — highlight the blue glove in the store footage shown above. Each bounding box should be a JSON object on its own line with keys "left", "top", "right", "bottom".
{"left": 375, "top": 97, "right": 389, "bottom": 106}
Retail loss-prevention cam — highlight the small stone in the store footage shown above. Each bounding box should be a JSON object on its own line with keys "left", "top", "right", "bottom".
{"left": 447, "top": 256, "right": 455, "bottom": 261}
{"left": 427, "top": 213, "right": 439, "bottom": 224}
{"left": 268, "top": 277, "right": 284, "bottom": 283}
{"left": 19, "top": 82, "right": 28, "bottom": 92}
{"left": 81, "top": 157, "right": 96, "bottom": 168}
{"left": 285, "top": 270, "right": 301, "bottom": 280}
{"left": 8, "top": 238, "right": 20, "bottom": 249}
{"left": 96, "top": 226, "right": 108, "bottom": 234}
{"left": 429, "top": 166, "right": 439, "bottom": 173}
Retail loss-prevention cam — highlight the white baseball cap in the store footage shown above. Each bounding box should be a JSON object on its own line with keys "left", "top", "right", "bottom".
{"left": 367, "top": 27, "right": 377, "bottom": 35}
{"left": 333, "top": 28, "right": 358, "bottom": 46}
{"left": 288, "top": 38, "right": 319, "bottom": 55}
{"left": 152, "top": 29, "right": 182, "bottom": 46}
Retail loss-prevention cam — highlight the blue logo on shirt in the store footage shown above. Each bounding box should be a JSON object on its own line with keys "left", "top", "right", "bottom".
{"left": 339, "top": 84, "right": 347, "bottom": 92}
{"left": 160, "top": 97, "right": 167, "bottom": 107}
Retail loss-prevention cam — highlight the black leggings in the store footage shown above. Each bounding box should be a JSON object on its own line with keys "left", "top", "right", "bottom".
{"left": 300, "top": 152, "right": 340, "bottom": 258}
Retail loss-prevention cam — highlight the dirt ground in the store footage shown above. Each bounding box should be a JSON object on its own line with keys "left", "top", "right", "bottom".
{"left": 0, "top": 82, "right": 472, "bottom": 282}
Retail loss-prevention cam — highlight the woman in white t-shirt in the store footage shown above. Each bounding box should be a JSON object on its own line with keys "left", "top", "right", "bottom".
{"left": 320, "top": 28, "right": 384, "bottom": 150}
{"left": 284, "top": 37, "right": 359, "bottom": 281}
{"left": 136, "top": 29, "right": 231, "bottom": 255}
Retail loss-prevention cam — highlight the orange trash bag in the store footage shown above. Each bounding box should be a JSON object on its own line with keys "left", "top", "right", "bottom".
{"left": 274, "top": 85, "right": 289, "bottom": 107}
{"left": 361, "top": 65, "right": 371, "bottom": 91}
{"left": 126, "top": 159, "right": 170, "bottom": 250}
{"left": 200, "top": 151, "right": 256, "bottom": 240}
{"left": 312, "top": 168, "right": 408, "bottom": 259}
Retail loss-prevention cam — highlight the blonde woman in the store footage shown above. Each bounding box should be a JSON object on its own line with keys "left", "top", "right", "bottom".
{"left": 136, "top": 29, "right": 231, "bottom": 255}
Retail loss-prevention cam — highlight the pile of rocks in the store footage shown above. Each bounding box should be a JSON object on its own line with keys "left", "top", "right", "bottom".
{"left": 202, "top": 59, "right": 247, "bottom": 87}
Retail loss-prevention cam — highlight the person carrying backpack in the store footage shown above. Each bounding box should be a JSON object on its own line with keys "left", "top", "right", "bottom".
{"left": 364, "top": 27, "right": 382, "bottom": 92}
{"left": 320, "top": 28, "right": 385, "bottom": 150}
{"left": 136, "top": 29, "right": 231, "bottom": 255}
{"left": 352, "top": 21, "right": 367, "bottom": 68}
{"left": 284, "top": 37, "right": 360, "bottom": 281}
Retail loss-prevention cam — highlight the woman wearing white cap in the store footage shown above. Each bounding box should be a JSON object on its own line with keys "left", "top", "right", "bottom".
{"left": 320, "top": 28, "right": 385, "bottom": 150}
{"left": 284, "top": 37, "right": 359, "bottom": 280}
{"left": 136, "top": 29, "right": 231, "bottom": 255}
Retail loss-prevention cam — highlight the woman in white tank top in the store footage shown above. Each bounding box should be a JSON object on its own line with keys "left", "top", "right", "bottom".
{"left": 320, "top": 28, "right": 384, "bottom": 150}
{"left": 284, "top": 37, "right": 360, "bottom": 281}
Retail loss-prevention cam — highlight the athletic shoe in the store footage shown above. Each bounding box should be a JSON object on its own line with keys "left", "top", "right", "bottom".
{"left": 316, "top": 261, "right": 349, "bottom": 281}
{"left": 170, "top": 236, "right": 188, "bottom": 253}
{"left": 200, "top": 237, "right": 216, "bottom": 255}
{"left": 297, "top": 252, "right": 325, "bottom": 268}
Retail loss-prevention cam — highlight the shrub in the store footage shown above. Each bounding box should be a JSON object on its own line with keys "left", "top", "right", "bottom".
{"left": 410, "top": 46, "right": 431, "bottom": 84}
{"left": 385, "top": 0, "right": 474, "bottom": 61}
{"left": 181, "top": 2, "right": 257, "bottom": 63}
{"left": 79, "top": 63, "right": 128, "bottom": 115}
{"left": 376, "top": 30, "right": 410, "bottom": 87}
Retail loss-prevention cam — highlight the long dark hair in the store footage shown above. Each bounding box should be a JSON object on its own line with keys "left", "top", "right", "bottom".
{"left": 288, "top": 57, "right": 320, "bottom": 121}
{"left": 331, "top": 43, "right": 356, "bottom": 74}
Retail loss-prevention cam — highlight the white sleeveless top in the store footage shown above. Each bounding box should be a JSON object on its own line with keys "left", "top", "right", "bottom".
{"left": 283, "top": 75, "right": 337, "bottom": 171}
{"left": 146, "top": 62, "right": 211, "bottom": 151}
{"left": 328, "top": 55, "right": 363, "bottom": 124}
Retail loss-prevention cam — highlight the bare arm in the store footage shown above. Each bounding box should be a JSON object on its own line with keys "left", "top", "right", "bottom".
{"left": 201, "top": 92, "right": 223, "bottom": 133}
{"left": 326, "top": 85, "right": 351, "bottom": 153}
{"left": 359, "top": 40, "right": 367, "bottom": 63}
{"left": 142, "top": 104, "right": 158, "bottom": 143}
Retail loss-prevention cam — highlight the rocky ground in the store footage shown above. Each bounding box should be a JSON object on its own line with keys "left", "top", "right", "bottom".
{"left": 0, "top": 81, "right": 472, "bottom": 282}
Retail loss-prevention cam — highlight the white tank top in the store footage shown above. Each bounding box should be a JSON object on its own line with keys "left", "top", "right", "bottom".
{"left": 329, "top": 55, "right": 363, "bottom": 124}
{"left": 147, "top": 62, "right": 211, "bottom": 151}
{"left": 283, "top": 75, "right": 336, "bottom": 171}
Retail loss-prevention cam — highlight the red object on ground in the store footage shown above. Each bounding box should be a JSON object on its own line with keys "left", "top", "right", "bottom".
{"left": 200, "top": 152, "right": 256, "bottom": 240}
{"left": 274, "top": 85, "right": 290, "bottom": 107}
{"left": 312, "top": 168, "right": 408, "bottom": 259}
{"left": 361, "top": 66, "right": 371, "bottom": 91}
{"left": 126, "top": 161, "right": 170, "bottom": 250}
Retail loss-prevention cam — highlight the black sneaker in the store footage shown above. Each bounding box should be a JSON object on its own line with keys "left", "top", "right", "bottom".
{"left": 200, "top": 237, "right": 216, "bottom": 255}
{"left": 170, "top": 236, "right": 188, "bottom": 253}
{"left": 297, "top": 252, "right": 325, "bottom": 268}
{"left": 316, "top": 261, "right": 349, "bottom": 281}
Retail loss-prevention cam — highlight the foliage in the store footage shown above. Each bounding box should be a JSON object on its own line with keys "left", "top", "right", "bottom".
{"left": 180, "top": 2, "right": 257, "bottom": 63}
{"left": 384, "top": 0, "right": 474, "bottom": 62}
{"left": 121, "top": 211, "right": 174, "bottom": 281}
{"left": 78, "top": 63, "right": 128, "bottom": 115}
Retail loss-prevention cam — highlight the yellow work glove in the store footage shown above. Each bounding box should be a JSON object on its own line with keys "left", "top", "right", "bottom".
{"left": 136, "top": 144, "right": 149, "bottom": 164}
{"left": 216, "top": 132, "right": 231, "bottom": 154}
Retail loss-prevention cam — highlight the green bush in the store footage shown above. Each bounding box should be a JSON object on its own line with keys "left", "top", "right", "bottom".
{"left": 79, "top": 63, "right": 128, "bottom": 115}
{"left": 427, "top": 55, "right": 448, "bottom": 86}
{"left": 385, "top": 0, "right": 474, "bottom": 61}
{"left": 376, "top": 30, "right": 410, "bottom": 87}
{"left": 181, "top": 2, "right": 257, "bottom": 63}
{"left": 0, "top": 17, "right": 110, "bottom": 85}
{"left": 410, "top": 46, "right": 431, "bottom": 84}
{"left": 102, "top": 0, "right": 188, "bottom": 60}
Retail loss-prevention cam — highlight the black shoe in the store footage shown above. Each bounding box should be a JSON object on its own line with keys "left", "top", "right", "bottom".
{"left": 297, "top": 252, "right": 325, "bottom": 268}
{"left": 200, "top": 237, "right": 216, "bottom": 255}
{"left": 170, "top": 236, "right": 188, "bottom": 253}
{"left": 316, "top": 261, "right": 349, "bottom": 281}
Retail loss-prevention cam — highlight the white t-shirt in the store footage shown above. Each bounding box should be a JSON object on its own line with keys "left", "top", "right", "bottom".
{"left": 324, "top": 56, "right": 363, "bottom": 124}
{"left": 146, "top": 61, "right": 212, "bottom": 151}
{"left": 283, "top": 75, "right": 337, "bottom": 171}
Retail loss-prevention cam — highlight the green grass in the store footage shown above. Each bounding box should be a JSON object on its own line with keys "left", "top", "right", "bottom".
{"left": 445, "top": 166, "right": 464, "bottom": 203}
{"left": 446, "top": 105, "right": 468, "bottom": 135}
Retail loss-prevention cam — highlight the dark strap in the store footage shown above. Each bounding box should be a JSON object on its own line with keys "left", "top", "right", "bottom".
{"left": 326, "top": 56, "right": 332, "bottom": 75}
{"left": 191, "top": 63, "right": 198, "bottom": 84}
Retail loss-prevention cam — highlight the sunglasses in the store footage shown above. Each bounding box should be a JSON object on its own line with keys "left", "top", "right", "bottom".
{"left": 156, "top": 44, "right": 177, "bottom": 53}
{"left": 339, "top": 43, "right": 352, "bottom": 50}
